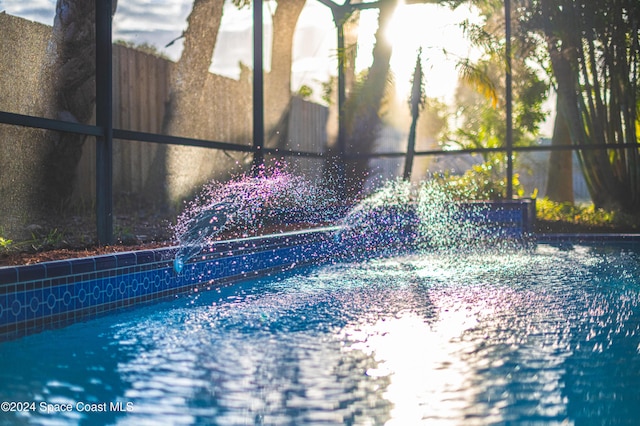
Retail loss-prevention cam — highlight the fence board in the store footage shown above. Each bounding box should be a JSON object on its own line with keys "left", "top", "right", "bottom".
{"left": 68, "top": 44, "right": 328, "bottom": 208}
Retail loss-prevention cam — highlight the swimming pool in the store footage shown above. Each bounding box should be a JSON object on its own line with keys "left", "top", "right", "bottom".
{"left": 1, "top": 241, "right": 640, "bottom": 425}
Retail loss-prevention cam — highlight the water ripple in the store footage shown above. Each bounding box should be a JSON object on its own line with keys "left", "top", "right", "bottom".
{"left": 1, "top": 244, "right": 640, "bottom": 424}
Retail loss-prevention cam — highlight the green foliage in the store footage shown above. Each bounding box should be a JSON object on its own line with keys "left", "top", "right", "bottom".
{"left": 456, "top": 59, "right": 498, "bottom": 108}
{"left": 434, "top": 158, "right": 524, "bottom": 201}
{"left": 449, "top": 0, "right": 549, "bottom": 164}
{"left": 472, "top": 0, "right": 640, "bottom": 212}
{"left": 231, "top": 0, "right": 251, "bottom": 8}
{"left": 0, "top": 235, "right": 13, "bottom": 252}
{"left": 115, "top": 225, "right": 137, "bottom": 245}
{"left": 29, "top": 228, "right": 64, "bottom": 252}
{"left": 320, "top": 76, "right": 335, "bottom": 105}
{"left": 297, "top": 85, "right": 313, "bottom": 100}
{"left": 451, "top": 56, "right": 547, "bottom": 161}
{"left": 514, "top": 71, "right": 548, "bottom": 134}
{"left": 536, "top": 198, "right": 640, "bottom": 230}
{"left": 0, "top": 227, "right": 68, "bottom": 254}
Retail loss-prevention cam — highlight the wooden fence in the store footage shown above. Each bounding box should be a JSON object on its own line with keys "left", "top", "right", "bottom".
{"left": 1, "top": 12, "right": 327, "bottom": 217}
{"left": 74, "top": 44, "right": 327, "bottom": 207}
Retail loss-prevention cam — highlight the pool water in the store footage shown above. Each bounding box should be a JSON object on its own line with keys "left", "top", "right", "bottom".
{"left": 1, "top": 243, "right": 640, "bottom": 425}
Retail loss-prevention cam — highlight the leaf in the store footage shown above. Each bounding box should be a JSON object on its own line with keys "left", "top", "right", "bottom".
{"left": 456, "top": 60, "right": 499, "bottom": 108}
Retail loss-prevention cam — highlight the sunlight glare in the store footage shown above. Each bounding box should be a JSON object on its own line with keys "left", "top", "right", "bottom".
{"left": 372, "top": 3, "right": 482, "bottom": 102}
{"left": 342, "top": 309, "right": 480, "bottom": 424}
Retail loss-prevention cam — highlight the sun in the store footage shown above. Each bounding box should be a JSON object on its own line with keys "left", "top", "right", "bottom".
{"left": 358, "top": 2, "right": 482, "bottom": 102}
{"left": 385, "top": 3, "right": 426, "bottom": 63}
{"left": 385, "top": 3, "right": 428, "bottom": 100}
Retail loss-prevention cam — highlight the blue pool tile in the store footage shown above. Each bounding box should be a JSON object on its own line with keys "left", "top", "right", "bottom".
{"left": 75, "top": 285, "right": 87, "bottom": 307}
{"left": 0, "top": 268, "right": 18, "bottom": 286}
{"left": 104, "top": 279, "right": 115, "bottom": 300}
{"left": 71, "top": 258, "right": 96, "bottom": 275}
{"left": 153, "top": 249, "right": 171, "bottom": 262}
{"left": 53, "top": 282, "right": 67, "bottom": 299}
{"left": 9, "top": 293, "right": 27, "bottom": 323}
{"left": 26, "top": 291, "right": 45, "bottom": 320}
{"left": 135, "top": 251, "right": 155, "bottom": 265}
{"left": 50, "top": 297, "right": 64, "bottom": 316}
{"left": 91, "top": 282, "right": 102, "bottom": 303}
{"left": 0, "top": 295, "right": 7, "bottom": 325}
{"left": 130, "top": 277, "right": 139, "bottom": 296}
{"left": 0, "top": 281, "right": 17, "bottom": 297}
{"left": 45, "top": 291, "right": 57, "bottom": 310}
{"left": 0, "top": 223, "right": 551, "bottom": 341}
{"left": 61, "top": 288, "right": 73, "bottom": 308}
{"left": 117, "top": 253, "right": 137, "bottom": 268}
{"left": 95, "top": 255, "right": 117, "bottom": 272}
{"left": 168, "top": 274, "right": 180, "bottom": 289}
{"left": 141, "top": 275, "right": 151, "bottom": 292}
{"left": 117, "top": 279, "right": 128, "bottom": 297}
{"left": 83, "top": 279, "right": 94, "bottom": 295}
{"left": 152, "top": 273, "right": 162, "bottom": 289}
{"left": 136, "top": 279, "right": 147, "bottom": 297}
{"left": 45, "top": 261, "right": 72, "bottom": 279}
{"left": 17, "top": 264, "right": 46, "bottom": 282}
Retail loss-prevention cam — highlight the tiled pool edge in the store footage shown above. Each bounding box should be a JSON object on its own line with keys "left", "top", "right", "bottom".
{"left": 0, "top": 227, "right": 341, "bottom": 342}
{"left": 537, "top": 233, "right": 640, "bottom": 245}
{"left": 0, "top": 199, "right": 553, "bottom": 342}
{"left": 536, "top": 233, "right": 640, "bottom": 243}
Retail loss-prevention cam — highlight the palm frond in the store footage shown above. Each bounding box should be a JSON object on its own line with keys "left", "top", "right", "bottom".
{"left": 456, "top": 59, "right": 499, "bottom": 108}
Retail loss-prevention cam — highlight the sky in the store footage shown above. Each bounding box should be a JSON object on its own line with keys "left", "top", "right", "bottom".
{"left": 0, "top": 0, "right": 481, "bottom": 103}
{"left": 361, "top": 3, "right": 482, "bottom": 102}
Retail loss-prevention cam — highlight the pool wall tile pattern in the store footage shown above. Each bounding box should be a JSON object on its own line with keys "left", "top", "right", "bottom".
{"left": 0, "top": 200, "right": 546, "bottom": 341}
{"left": 0, "top": 228, "right": 339, "bottom": 342}
{"left": 536, "top": 233, "right": 640, "bottom": 245}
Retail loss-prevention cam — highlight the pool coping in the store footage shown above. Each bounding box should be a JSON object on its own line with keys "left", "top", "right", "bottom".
{"left": 536, "top": 233, "right": 640, "bottom": 244}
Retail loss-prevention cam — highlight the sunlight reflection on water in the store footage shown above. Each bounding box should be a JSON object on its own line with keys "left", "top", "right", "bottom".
{"left": 342, "top": 310, "right": 479, "bottom": 425}
{"left": 2, "top": 244, "right": 640, "bottom": 425}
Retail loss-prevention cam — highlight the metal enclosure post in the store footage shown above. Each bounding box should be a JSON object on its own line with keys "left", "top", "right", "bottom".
{"left": 252, "top": 0, "right": 265, "bottom": 171}
{"left": 95, "top": 0, "right": 114, "bottom": 244}
{"left": 505, "top": 0, "right": 514, "bottom": 199}
{"left": 335, "top": 18, "right": 347, "bottom": 198}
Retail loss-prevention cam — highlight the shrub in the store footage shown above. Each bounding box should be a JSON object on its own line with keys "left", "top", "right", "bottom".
{"left": 434, "top": 158, "right": 524, "bottom": 201}
{"left": 536, "top": 198, "right": 639, "bottom": 230}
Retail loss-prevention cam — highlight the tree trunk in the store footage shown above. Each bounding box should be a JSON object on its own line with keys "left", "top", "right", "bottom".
{"left": 162, "top": 0, "right": 224, "bottom": 138}
{"left": 546, "top": 29, "right": 619, "bottom": 209}
{"left": 404, "top": 51, "right": 423, "bottom": 181}
{"left": 40, "top": 0, "right": 110, "bottom": 210}
{"left": 161, "top": 0, "right": 225, "bottom": 203}
{"left": 266, "top": 0, "right": 306, "bottom": 148}
{"left": 541, "top": 0, "right": 638, "bottom": 213}
{"left": 342, "top": 0, "right": 396, "bottom": 199}
{"left": 545, "top": 94, "right": 573, "bottom": 203}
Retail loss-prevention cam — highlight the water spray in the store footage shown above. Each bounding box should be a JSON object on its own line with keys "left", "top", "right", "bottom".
{"left": 172, "top": 168, "right": 338, "bottom": 273}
